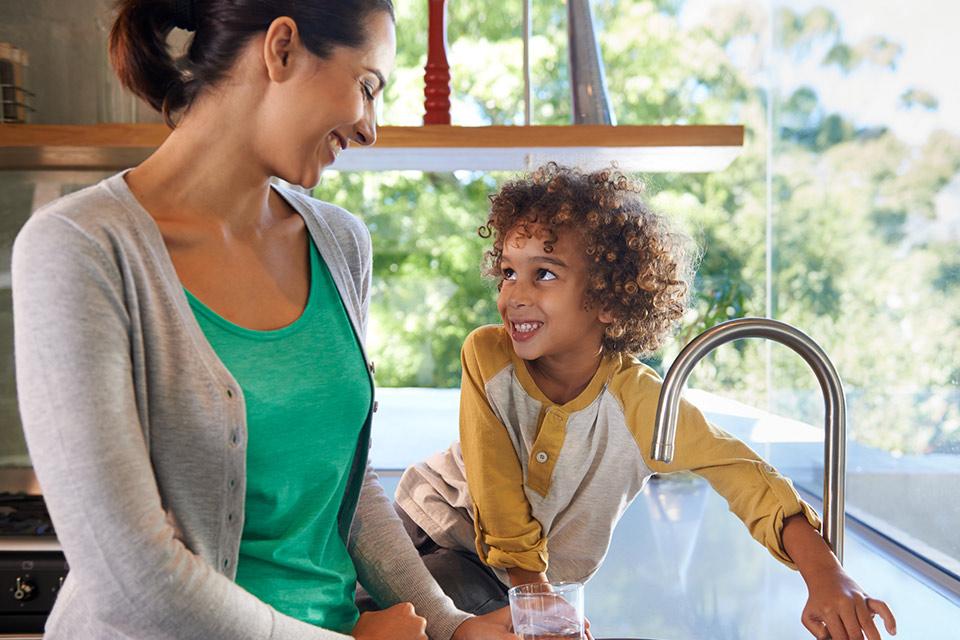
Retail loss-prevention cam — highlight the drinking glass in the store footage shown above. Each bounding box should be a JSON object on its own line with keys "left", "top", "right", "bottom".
{"left": 508, "top": 581, "right": 585, "bottom": 640}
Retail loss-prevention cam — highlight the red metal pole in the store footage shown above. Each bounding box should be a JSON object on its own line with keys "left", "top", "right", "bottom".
{"left": 423, "top": 0, "right": 451, "bottom": 125}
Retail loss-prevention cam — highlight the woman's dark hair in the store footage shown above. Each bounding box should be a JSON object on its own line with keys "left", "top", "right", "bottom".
{"left": 109, "top": 0, "right": 395, "bottom": 127}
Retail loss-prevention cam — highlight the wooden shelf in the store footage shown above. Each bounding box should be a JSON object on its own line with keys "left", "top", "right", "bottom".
{"left": 0, "top": 124, "right": 744, "bottom": 173}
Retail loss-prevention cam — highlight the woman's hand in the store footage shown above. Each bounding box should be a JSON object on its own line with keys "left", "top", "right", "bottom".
{"left": 352, "top": 602, "right": 427, "bottom": 640}
{"left": 800, "top": 567, "right": 897, "bottom": 640}
{"left": 451, "top": 606, "right": 518, "bottom": 640}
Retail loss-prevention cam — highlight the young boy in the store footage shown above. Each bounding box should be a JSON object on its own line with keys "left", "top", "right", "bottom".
{"left": 395, "top": 164, "right": 896, "bottom": 639}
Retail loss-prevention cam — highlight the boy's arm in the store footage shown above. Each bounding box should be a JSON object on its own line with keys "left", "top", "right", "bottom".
{"left": 617, "top": 369, "right": 819, "bottom": 568}
{"left": 459, "top": 331, "right": 549, "bottom": 576}
{"left": 618, "top": 370, "right": 897, "bottom": 638}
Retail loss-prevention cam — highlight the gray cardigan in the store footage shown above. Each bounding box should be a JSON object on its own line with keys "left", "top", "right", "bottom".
{"left": 12, "top": 172, "right": 470, "bottom": 639}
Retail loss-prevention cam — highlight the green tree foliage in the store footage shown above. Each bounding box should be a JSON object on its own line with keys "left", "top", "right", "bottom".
{"left": 313, "top": 2, "right": 959, "bottom": 456}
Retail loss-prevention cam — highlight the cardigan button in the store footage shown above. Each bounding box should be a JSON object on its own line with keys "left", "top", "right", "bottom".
{"left": 535, "top": 451, "right": 549, "bottom": 464}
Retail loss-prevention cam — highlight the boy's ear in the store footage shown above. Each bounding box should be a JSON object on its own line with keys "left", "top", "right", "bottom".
{"left": 263, "top": 16, "right": 301, "bottom": 82}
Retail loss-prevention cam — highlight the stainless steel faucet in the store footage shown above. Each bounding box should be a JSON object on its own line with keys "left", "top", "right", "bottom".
{"left": 651, "top": 317, "right": 846, "bottom": 563}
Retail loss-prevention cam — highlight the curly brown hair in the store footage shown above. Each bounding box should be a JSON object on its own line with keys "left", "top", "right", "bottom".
{"left": 480, "top": 163, "right": 697, "bottom": 357}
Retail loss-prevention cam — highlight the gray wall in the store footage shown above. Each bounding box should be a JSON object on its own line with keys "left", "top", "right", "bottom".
{"left": 1, "top": 0, "right": 172, "bottom": 464}
{"left": 1, "top": 0, "right": 164, "bottom": 123}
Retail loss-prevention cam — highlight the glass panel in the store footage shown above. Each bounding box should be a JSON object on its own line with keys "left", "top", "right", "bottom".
{"left": 333, "top": 0, "right": 770, "bottom": 399}
{"left": 770, "top": 0, "right": 960, "bottom": 574}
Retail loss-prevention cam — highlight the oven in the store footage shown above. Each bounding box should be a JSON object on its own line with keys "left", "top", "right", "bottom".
{"left": 0, "top": 469, "right": 66, "bottom": 635}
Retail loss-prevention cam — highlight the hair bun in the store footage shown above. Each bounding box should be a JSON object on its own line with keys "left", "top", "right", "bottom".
{"left": 172, "top": 0, "right": 197, "bottom": 31}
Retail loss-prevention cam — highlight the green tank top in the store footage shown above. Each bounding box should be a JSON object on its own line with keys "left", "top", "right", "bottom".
{"left": 185, "top": 239, "right": 371, "bottom": 633}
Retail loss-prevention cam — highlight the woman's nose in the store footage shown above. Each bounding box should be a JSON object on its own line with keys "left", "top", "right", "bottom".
{"left": 352, "top": 107, "right": 377, "bottom": 147}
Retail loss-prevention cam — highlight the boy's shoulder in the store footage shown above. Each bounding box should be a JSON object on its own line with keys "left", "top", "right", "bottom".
{"left": 462, "top": 324, "right": 514, "bottom": 378}
{"left": 465, "top": 324, "right": 509, "bottom": 349}
{"left": 607, "top": 354, "right": 664, "bottom": 403}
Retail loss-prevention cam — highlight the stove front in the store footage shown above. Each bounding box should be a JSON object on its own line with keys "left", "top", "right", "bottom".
{"left": 0, "top": 482, "right": 67, "bottom": 633}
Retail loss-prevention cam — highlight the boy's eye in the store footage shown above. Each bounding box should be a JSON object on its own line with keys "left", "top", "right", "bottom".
{"left": 502, "top": 268, "right": 517, "bottom": 281}
{"left": 537, "top": 269, "right": 557, "bottom": 281}
{"left": 362, "top": 82, "right": 375, "bottom": 101}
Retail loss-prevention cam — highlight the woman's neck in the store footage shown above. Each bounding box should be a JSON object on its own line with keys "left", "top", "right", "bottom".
{"left": 124, "top": 75, "right": 286, "bottom": 235}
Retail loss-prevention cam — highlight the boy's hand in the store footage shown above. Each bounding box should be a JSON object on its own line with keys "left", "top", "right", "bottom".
{"left": 782, "top": 514, "right": 897, "bottom": 639}
{"left": 506, "top": 567, "right": 549, "bottom": 587}
{"left": 451, "top": 606, "right": 518, "bottom": 640}
{"left": 452, "top": 605, "right": 594, "bottom": 640}
{"left": 800, "top": 567, "right": 896, "bottom": 640}
{"left": 352, "top": 603, "right": 427, "bottom": 640}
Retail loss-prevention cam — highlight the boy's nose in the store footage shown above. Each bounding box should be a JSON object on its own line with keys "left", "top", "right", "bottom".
{"left": 507, "top": 285, "right": 532, "bottom": 308}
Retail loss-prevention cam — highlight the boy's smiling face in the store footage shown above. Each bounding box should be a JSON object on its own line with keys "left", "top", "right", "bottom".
{"left": 497, "top": 223, "right": 611, "bottom": 365}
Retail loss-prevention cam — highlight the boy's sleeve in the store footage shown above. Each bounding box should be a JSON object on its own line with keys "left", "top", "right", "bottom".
{"left": 459, "top": 330, "right": 549, "bottom": 573}
{"left": 618, "top": 369, "right": 822, "bottom": 570}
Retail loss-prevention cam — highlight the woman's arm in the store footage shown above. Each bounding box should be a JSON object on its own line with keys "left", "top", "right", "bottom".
{"left": 13, "top": 213, "right": 344, "bottom": 640}
{"left": 349, "top": 465, "right": 471, "bottom": 640}
{"left": 349, "top": 466, "right": 520, "bottom": 640}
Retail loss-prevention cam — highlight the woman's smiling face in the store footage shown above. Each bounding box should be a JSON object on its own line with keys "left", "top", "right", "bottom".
{"left": 496, "top": 223, "right": 609, "bottom": 364}
{"left": 257, "top": 10, "right": 396, "bottom": 188}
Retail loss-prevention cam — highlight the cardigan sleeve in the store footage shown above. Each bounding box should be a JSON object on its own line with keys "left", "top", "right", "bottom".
{"left": 349, "top": 465, "right": 471, "bottom": 640}
{"left": 458, "top": 329, "right": 549, "bottom": 573}
{"left": 13, "top": 212, "right": 348, "bottom": 640}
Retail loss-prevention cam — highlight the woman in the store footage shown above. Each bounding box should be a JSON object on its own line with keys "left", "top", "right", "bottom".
{"left": 12, "top": 1, "right": 514, "bottom": 638}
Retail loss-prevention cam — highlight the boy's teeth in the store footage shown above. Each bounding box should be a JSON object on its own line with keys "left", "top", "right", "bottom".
{"left": 513, "top": 322, "right": 541, "bottom": 333}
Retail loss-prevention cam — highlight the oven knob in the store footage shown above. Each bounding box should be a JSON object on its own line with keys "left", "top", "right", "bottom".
{"left": 14, "top": 577, "right": 36, "bottom": 602}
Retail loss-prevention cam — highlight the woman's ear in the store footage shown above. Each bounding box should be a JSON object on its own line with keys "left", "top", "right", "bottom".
{"left": 262, "top": 16, "right": 300, "bottom": 82}
{"left": 598, "top": 307, "right": 615, "bottom": 324}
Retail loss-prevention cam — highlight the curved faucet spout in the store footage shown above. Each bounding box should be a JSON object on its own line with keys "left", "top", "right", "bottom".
{"left": 652, "top": 317, "right": 846, "bottom": 563}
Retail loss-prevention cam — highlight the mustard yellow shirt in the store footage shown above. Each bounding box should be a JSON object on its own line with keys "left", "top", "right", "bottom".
{"left": 396, "top": 325, "right": 821, "bottom": 584}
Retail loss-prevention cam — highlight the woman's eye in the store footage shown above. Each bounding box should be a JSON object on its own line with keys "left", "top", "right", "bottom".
{"left": 502, "top": 268, "right": 516, "bottom": 280}
{"left": 537, "top": 269, "right": 557, "bottom": 281}
{"left": 362, "top": 82, "right": 375, "bottom": 101}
